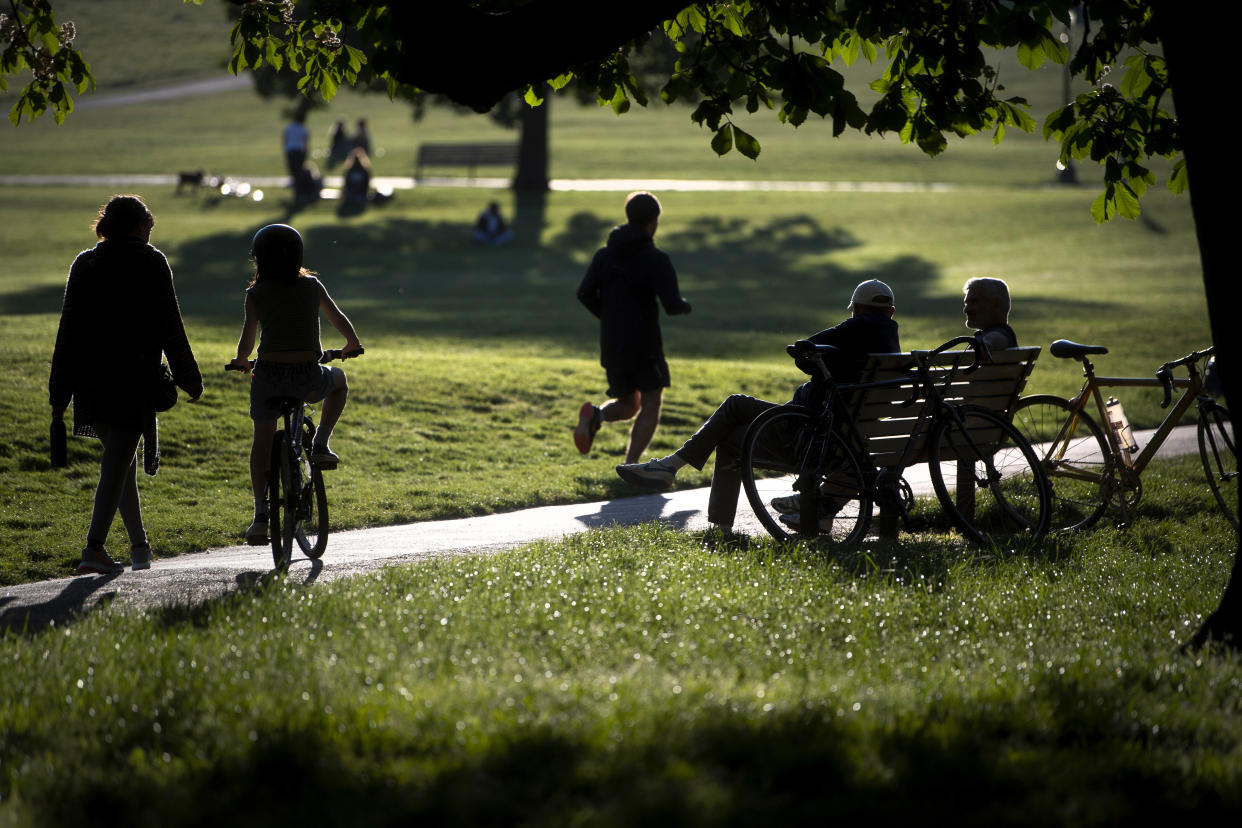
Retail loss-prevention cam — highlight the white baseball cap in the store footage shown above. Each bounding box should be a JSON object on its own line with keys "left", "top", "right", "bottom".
{"left": 847, "top": 279, "right": 895, "bottom": 309}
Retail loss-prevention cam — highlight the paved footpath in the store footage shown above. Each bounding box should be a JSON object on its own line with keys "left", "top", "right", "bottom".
{"left": 0, "top": 425, "right": 1199, "bottom": 633}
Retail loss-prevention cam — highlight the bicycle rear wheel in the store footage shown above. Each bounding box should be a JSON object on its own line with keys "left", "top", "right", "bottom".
{"left": 296, "top": 464, "right": 330, "bottom": 559}
{"left": 1198, "top": 403, "right": 1238, "bottom": 530}
{"left": 268, "top": 431, "right": 297, "bottom": 570}
{"left": 929, "top": 406, "right": 1049, "bottom": 545}
{"left": 741, "top": 405, "right": 872, "bottom": 545}
{"left": 1010, "top": 394, "right": 1112, "bottom": 532}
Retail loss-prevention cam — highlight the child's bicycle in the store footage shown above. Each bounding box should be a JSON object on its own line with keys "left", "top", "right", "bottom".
{"left": 226, "top": 348, "right": 363, "bottom": 569}
{"left": 741, "top": 336, "right": 1051, "bottom": 547}
{"left": 1010, "top": 341, "right": 1236, "bottom": 532}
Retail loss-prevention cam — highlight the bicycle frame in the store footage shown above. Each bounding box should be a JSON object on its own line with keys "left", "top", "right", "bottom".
{"left": 1054, "top": 361, "right": 1200, "bottom": 478}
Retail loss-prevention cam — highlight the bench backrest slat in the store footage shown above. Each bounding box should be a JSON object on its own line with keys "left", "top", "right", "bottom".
{"left": 846, "top": 346, "right": 1040, "bottom": 468}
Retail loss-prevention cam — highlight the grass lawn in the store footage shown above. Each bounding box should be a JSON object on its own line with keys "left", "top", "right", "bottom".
{"left": 1, "top": 458, "right": 1239, "bottom": 824}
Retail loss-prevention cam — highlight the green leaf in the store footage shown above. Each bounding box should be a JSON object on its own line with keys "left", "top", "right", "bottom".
{"left": 524, "top": 86, "right": 544, "bottom": 107}
{"left": 733, "top": 125, "right": 761, "bottom": 159}
{"left": 1090, "top": 188, "right": 1111, "bottom": 224}
{"left": 1114, "top": 181, "right": 1141, "bottom": 220}
{"left": 1168, "top": 158, "right": 1189, "bottom": 195}
{"left": 716, "top": 6, "right": 746, "bottom": 36}
{"left": 711, "top": 124, "right": 733, "bottom": 155}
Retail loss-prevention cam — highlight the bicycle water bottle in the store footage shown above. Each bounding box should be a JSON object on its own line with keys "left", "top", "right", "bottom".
{"left": 1105, "top": 396, "right": 1138, "bottom": 466}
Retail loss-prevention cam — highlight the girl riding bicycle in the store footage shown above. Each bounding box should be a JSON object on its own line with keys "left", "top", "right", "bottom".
{"left": 229, "top": 224, "right": 363, "bottom": 545}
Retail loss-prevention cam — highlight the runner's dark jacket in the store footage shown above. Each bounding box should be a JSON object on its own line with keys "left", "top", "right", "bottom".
{"left": 576, "top": 223, "right": 691, "bottom": 370}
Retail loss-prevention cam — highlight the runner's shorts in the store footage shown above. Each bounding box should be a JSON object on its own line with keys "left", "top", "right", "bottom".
{"left": 249, "top": 360, "right": 336, "bottom": 421}
{"left": 605, "top": 357, "right": 671, "bottom": 397}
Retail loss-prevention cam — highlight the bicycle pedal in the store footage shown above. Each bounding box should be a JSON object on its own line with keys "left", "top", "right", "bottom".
{"left": 311, "top": 459, "right": 338, "bottom": 470}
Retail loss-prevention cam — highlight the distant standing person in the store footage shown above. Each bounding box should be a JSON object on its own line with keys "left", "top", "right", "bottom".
{"left": 574, "top": 191, "right": 691, "bottom": 462}
{"left": 352, "top": 118, "right": 372, "bottom": 158}
{"left": 328, "top": 119, "right": 351, "bottom": 168}
{"left": 49, "top": 195, "right": 204, "bottom": 574}
{"left": 283, "top": 112, "right": 310, "bottom": 183}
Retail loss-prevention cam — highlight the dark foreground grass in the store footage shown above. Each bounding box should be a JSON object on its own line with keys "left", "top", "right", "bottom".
{"left": 1, "top": 458, "right": 1239, "bottom": 825}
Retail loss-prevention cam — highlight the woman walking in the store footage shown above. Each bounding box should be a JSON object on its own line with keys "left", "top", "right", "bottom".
{"left": 49, "top": 195, "right": 203, "bottom": 574}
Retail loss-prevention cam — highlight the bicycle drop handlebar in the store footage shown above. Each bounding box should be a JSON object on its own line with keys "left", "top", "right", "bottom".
{"left": 224, "top": 347, "right": 366, "bottom": 372}
{"left": 1155, "top": 345, "right": 1213, "bottom": 409}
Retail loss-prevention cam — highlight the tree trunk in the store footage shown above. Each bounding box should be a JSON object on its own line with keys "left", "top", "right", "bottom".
{"left": 1155, "top": 1, "right": 1242, "bottom": 648}
{"left": 514, "top": 84, "right": 549, "bottom": 192}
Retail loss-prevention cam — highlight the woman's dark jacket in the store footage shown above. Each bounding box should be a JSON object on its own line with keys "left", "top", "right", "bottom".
{"left": 48, "top": 238, "right": 203, "bottom": 441}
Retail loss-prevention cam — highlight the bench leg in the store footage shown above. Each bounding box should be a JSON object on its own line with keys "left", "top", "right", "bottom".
{"left": 955, "top": 460, "right": 976, "bottom": 522}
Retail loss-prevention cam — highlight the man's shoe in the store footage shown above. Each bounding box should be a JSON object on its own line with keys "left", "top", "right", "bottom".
{"left": 778, "top": 512, "right": 835, "bottom": 533}
{"left": 77, "top": 544, "right": 124, "bottom": 575}
{"left": 130, "top": 543, "right": 152, "bottom": 571}
{"left": 245, "top": 516, "right": 269, "bottom": 546}
{"left": 310, "top": 444, "right": 339, "bottom": 468}
{"left": 770, "top": 494, "right": 800, "bottom": 514}
{"left": 573, "top": 402, "right": 601, "bottom": 454}
{"left": 616, "top": 459, "right": 676, "bottom": 490}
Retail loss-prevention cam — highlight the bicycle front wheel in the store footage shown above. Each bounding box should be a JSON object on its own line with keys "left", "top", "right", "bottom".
{"left": 296, "top": 464, "right": 330, "bottom": 559}
{"left": 741, "top": 405, "right": 872, "bottom": 546}
{"left": 1198, "top": 403, "right": 1238, "bottom": 530}
{"left": 929, "top": 406, "right": 1049, "bottom": 545}
{"left": 1011, "top": 394, "right": 1112, "bottom": 532}
{"left": 268, "top": 431, "right": 297, "bottom": 570}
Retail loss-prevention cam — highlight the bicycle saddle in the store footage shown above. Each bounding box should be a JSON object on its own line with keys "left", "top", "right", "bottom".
{"left": 266, "top": 396, "right": 305, "bottom": 414}
{"left": 1050, "top": 339, "right": 1108, "bottom": 359}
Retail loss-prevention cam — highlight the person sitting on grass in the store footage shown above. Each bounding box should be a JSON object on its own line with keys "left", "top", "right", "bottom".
{"left": 615, "top": 279, "right": 900, "bottom": 533}
{"left": 228, "top": 224, "right": 363, "bottom": 546}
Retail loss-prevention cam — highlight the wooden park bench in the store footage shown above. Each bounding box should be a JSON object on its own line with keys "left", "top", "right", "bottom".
{"left": 846, "top": 346, "right": 1043, "bottom": 525}
{"left": 414, "top": 142, "right": 519, "bottom": 180}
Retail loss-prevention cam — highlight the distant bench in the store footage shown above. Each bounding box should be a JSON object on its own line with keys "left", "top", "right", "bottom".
{"left": 415, "top": 142, "right": 519, "bottom": 180}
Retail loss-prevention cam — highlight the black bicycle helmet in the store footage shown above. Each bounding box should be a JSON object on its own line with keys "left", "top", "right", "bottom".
{"left": 251, "top": 223, "right": 304, "bottom": 281}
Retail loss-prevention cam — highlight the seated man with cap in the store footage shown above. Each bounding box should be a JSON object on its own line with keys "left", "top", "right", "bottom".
{"left": 615, "top": 279, "right": 900, "bottom": 532}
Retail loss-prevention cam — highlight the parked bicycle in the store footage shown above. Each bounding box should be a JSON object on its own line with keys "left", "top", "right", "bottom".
{"left": 1011, "top": 341, "right": 1236, "bottom": 532}
{"left": 226, "top": 348, "right": 364, "bottom": 569}
{"left": 741, "top": 336, "right": 1050, "bottom": 547}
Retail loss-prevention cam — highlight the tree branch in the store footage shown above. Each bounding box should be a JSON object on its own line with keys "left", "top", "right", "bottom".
{"left": 388, "top": 0, "right": 689, "bottom": 111}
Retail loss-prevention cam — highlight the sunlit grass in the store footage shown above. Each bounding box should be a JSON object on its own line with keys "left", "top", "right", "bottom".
{"left": 1, "top": 459, "right": 1238, "bottom": 823}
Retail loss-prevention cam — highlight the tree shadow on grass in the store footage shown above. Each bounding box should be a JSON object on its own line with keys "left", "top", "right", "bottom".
{"left": 38, "top": 691, "right": 1233, "bottom": 825}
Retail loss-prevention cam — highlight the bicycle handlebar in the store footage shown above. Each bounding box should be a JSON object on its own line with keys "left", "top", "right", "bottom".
{"left": 913, "top": 336, "right": 989, "bottom": 376}
{"left": 224, "top": 347, "right": 365, "bottom": 372}
{"left": 1155, "top": 346, "right": 1213, "bottom": 409}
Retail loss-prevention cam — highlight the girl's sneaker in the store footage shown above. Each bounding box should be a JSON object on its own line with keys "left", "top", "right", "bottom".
{"left": 78, "top": 544, "right": 124, "bottom": 575}
{"left": 245, "top": 515, "right": 269, "bottom": 546}
{"left": 130, "top": 542, "right": 152, "bottom": 571}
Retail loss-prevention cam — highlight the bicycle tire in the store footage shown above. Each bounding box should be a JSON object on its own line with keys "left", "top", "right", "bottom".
{"left": 929, "top": 405, "right": 1050, "bottom": 545}
{"left": 268, "top": 430, "right": 297, "bottom": 570}
{"left": 1198, "top": 403, "right": 1238, "bottom": 530}
{"left": 1011, "top": 394, "right": 1112, "bottom": 532}
{"left": 741, "top": 405, "right": 872, "bottom": 545}
{"left": 296, "top": 464, "right": 330, "bottom": 559}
